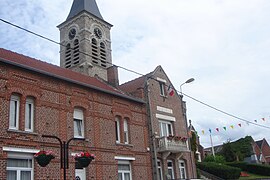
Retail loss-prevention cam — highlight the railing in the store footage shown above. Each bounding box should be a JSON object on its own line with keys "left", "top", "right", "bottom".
{"left": 156, "top": 136, "right": 188, "bottom": 153}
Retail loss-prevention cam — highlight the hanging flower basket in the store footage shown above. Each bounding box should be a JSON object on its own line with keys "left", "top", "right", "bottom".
{"left": 75, "top": 152, "right": 95, "bottom": 168}
{"left": 34, "top": 150, "right": 55, "bottom": 167}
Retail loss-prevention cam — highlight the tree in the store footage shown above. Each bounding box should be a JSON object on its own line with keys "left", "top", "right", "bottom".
{"left": 220, "top": 141, "right": 236, "bottom": 162}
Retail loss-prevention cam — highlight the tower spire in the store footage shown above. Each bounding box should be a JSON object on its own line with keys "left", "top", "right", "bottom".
{"left": 67, "top": 0, "right": 103, "bottom": 21}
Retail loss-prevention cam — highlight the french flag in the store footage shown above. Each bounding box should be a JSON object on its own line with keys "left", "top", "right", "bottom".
{"left": 168, "top": 85, "right": 174, "bottom": 96}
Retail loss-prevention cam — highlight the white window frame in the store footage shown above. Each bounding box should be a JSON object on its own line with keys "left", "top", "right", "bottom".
{"left": 115, "top": 117, "right": 121, "bottom": 143}
{"left": 159, "top": 120, "right": 173, "bottom": 137}
{"left": 179, "top": 160, "right": 187, "bottom": 179}
{"left": 123, "top": 118, "right": 129, "bottom": 144}
{"left": 157, "top": 159, "right": 163, "bottom": 180}
{"left": 7, "top": 153, "right": 34, "bottom": 180}
{"left": 159, "top": 82, "right": 166, "bottom": 96}
{"left": 9, "top": 95, "right": 20, "bottom": 130}
{"left": 118, "top": 160, "right": 132, "bottom": 180}
{"left": 73, "top": 108, "right": 84, "bottom": 138}
{"left": 25, "top": 97, "right": 34, "bottom": 132}
{"left": 167, "top": 160, "right": 175, "bottom": 180}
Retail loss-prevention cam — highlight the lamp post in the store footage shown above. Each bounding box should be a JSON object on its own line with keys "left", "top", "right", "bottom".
{"left": 179, "top": 78, "right": 195, "bottom": 178}
{"left": 180, "top": 78, "right": 195, "bottom": 95}
{"left": 41, "top": 135, "right": 85, "bottom": 180}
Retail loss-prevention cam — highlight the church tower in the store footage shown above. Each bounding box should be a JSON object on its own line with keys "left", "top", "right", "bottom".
{"left": 58, "top": 0, "right": 113, "bottom": 81}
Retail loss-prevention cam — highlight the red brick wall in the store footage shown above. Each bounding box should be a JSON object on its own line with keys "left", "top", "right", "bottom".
{"left": 0, "top": 63, "right": 152, "bottom": 179}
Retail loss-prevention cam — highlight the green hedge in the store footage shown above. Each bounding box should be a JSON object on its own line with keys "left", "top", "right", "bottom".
{"left": 226, "top": 162, "right": 248, "bottom": 171}
{"left": 226, "top": 162, "right": 270, "bottom": 176}
{"left": 197, "top": 162, "right": 241, "bottom": 179}
{"left": 246, "top": 164, "right": 270, "bottom": 176}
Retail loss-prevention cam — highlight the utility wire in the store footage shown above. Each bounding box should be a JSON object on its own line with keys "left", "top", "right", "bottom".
{"left": 1, "top": 18, "right": 269, "bottom": 130}
{"left": 0, "top": 18, "right": 144, "bottom": 77}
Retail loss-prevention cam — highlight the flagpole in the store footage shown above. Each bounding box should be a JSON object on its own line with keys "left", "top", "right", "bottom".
{"left": 210, "top": 133, "right": 215, "bottom": 157}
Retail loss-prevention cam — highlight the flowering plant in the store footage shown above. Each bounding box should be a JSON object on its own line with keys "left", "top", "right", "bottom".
{"left": 75, "top": 152, "right": 95, "bottom": 159}
{"left": 75, "top": 152, "right": 95, "bottom": 168}
{"left": 34, "top": 150, "right": 55, "bottom": 167}
{"left": 34, "top": 150, "right": 55, "bottom": 158}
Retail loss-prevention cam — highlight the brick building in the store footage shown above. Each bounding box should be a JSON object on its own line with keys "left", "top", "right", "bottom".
{"left": 0, "top": 0, "right": 153, "bottom": 179}
{"left": 120, "top": 66, "right": 197, "bottom": 180}
{"left": 0, "top": 0, "right": 196, "bottom": 179}
{"left": 0, "top": 48, "right": 152, "bottom": 179}
{"left": 256, "top": 138, "right": 270, "bottom": 164}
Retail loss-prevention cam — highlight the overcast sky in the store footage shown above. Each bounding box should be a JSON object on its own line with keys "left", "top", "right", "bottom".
{"left": 1, "top": 0, "right": 270, "bottom": 148}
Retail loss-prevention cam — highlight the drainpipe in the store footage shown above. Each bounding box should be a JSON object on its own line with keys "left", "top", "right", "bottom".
{"left": 145, "top": 77, "right": 159, "bottom": 180}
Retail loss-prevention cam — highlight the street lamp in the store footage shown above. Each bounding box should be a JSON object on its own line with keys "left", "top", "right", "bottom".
{"left": 180, "top": 78, "right": 195, "bottom": 95}
{"left": 179, "top": 77, "right": 195, "bottom": 178}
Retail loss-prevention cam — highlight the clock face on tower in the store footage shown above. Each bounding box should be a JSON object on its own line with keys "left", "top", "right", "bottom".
{"left": 94, "top": 28, "right": 102, "bottom": 39}
{"left": 68, "top": 28, "right": 76, "bottom": 40}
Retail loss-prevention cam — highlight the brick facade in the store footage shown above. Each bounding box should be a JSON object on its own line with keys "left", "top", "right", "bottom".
{"left": 0, "top": 50, "right": 152, "bottom": 180}
{"left": 120, "top": 66, "right": 197, "bottom": 179}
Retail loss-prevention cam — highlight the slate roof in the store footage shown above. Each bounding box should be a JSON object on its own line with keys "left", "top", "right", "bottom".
{"left": 0, "top": 48, "right": 144, "bottom": 103}
{"left": 67, "top": 0, "right": 103, "bottom": 21}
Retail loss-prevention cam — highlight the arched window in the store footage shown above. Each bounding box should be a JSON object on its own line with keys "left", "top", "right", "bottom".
{"left": 65, "top": 43, "right": 72, "bottom": 68}
{"left": 74, "top": 108, "right": 84, "bottom": 138}
{"left": 25, "top": 97, "right": 35, "bottom": 132}
{"left": 73, "top": 39, "right": 80, "bottom": 65}
{"left": 124, "top": 118, "right": 129, "bottom": 144}
{"left": 9, "top": 94, "right": 20, "bottom": 130}
{"left": 92, "top": 38, "right": 98, "bottom": 64}
{"left": 100, "top": 42, "right": 107, "bottom": 68}
{"left": 115, "top": 116, "right": 121, "bottom": 143}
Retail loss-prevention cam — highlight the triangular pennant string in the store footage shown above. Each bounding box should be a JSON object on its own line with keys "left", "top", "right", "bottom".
{"left": 230, "top": 125, "right": 234, "bottom": 129}
{"left": 202, "top": 130, "right": 205, "bottom": 135}
{"left": 223, "top": 127, "right": 226, "bottom": 131}
{"left": 238, "top": 123, "right": 241, "bottom": 127}
{"left": 216, "top": 128, "right": 219, "bottom": 132}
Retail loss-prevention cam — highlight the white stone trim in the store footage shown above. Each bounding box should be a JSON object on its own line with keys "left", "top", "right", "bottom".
{"left": 157, "top": 77, "right": 166, "bottom": 83}
{"left": 3, "top": 147, "right": 39, "bottom": 154}
{"left": 156, "top": 113, "right": 176, "bottom": 122}
{"left": 115, "top": 156, "right": 135, "bottom": 161}
{"left": 157, "top": 106, "right": 173, "bottom": 114}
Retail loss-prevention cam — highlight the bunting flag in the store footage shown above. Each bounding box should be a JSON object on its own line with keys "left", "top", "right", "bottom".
{"left": 202, "top": 130, "right": 205, "bottom": 135}
{"left": 238, "top": 123, "right": 241, "bottom": 127}
{"left": 167, "top": 85, "right": 174, "bottom": 96}
{"left": 254, "top": 120, "right": 257, "bottom": 123}
{"left": 216, "top": 128, "right": 219, "bottom": 132}
{"left": 230, "top": 125, "right": 234, "bottom": 129}
{"left": 223, "top": 127, "right": 227, "bottom": 131}
{"left": 262, "top": 118, "right": 265, "bottom": 121}
{"left": 209, "top": 128, "right": 212, "bottom": 133}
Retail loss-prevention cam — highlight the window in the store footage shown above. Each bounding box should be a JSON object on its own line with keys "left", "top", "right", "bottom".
{"left": 115, "top": 117, "right": 121, "bottom": 143}
{"left": 65, "top": 43, "right": 72, "bottom": 68}
{"left": 100, "top": 42, "right": 107, "bottom": 67}
{"left": 92, "top": 38, "right": 98, "bottom": 64}
{"left": 159, "top": 82, "right": 165, "bottom": 96}
{"left": 179, "top": 160, "right": 187, "bottom": 179}
{"left": 73, "top": 39, "right": 80, "bottom": 65}
{"left": 25, "top": 97, "right": 34, "bottom": 132}
{"left": 9, "top": 95, "right": 20, "bottom": 130}
{"left": 123, "top": 119, "right": 129, "bottom": 144}
{"left": 167, "top": 160, "right": 174, "bottom": 180}
{"left": 74, "top": 108, "right": 84, "bottom": 138}
{"left": 159, "top": 121, "right": 173, "bottom": 137}
{"left": 118, "top": 161, "right": 132, "bottom": 180}
{"left": 157, "top": 160, "right": 163, "bottom": 180}
{"left": 7, "top": 157, "right": 33, "bottom": 180}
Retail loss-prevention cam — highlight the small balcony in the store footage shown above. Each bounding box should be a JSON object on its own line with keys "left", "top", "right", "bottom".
{"left": 156, "top": 136, "right": 189, "bottom": 153}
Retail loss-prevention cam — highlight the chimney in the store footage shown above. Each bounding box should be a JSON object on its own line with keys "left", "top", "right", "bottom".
{"left": 107, "top": 65, "right": 119, "bottom": 87}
